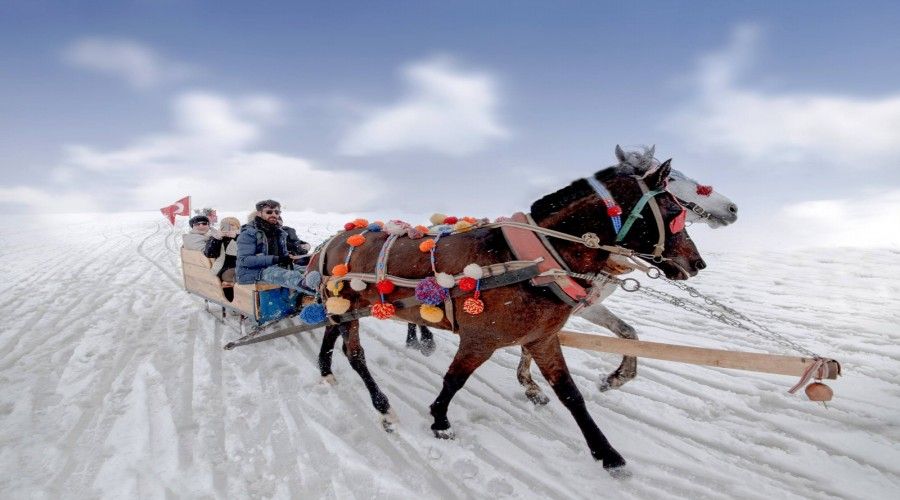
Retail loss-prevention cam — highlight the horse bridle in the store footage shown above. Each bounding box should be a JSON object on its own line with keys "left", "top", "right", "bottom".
{"left": 584, "top": 174, "right": 681, "bottom": 263}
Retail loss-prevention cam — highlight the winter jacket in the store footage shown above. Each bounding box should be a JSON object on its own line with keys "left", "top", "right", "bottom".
{"left": 182, "top": 229, "right": 210, "bottom": 251}
{"left": 203, "top": 236, "right": 238, "bottom": 279}
{"left": 284, "top": 226, "right": 311, "bottom": 255}
{"left": 235, "top": 218, "right": 289, "bottom": 284}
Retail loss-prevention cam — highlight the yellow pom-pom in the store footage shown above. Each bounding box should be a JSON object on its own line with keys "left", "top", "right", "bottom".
{"left": 332, "top": 264, "right": 349, "bottom": 277}
{"left": 420, "top": 304, "right": 444, "bottom": 323}
{"left": 463, "top": 297, "right": 484, "bottom": 315}
{"left": 453, "top": 220, "right": 474, "bottom": 232}
{"left": 326, "top": 279, "right": 345, "bottom": 295}
{"left": 325, "top": 296, "right": 351, "bottom": 315}
{"left": 429, "top": 213, "right": 447, "bottom": 226}
{"left": 353, "top": 218, "right": 369, "bottom": 228}
{"left": 371, "top": 302, "right": 395, "bottom": 320}
{"left": 347, "top": 234, "right": 366, "bottom": 247}
{"left": 419, "top": 239, "right": 436, "bottom": 252}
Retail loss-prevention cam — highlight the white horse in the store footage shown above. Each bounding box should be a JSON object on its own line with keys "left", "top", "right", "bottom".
{"left": 516, "top": 145, "right": 739, "bottom": 403}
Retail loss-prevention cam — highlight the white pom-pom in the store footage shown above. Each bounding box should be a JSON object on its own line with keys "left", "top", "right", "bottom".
{"left": 463, "top": 263, "right": 483, "bottom": 279}
{"left": 384, "top": 220, "right": 408, "bottom": 236}
{"left": 429, "top": 213, "right": 447, "bottom": 226}
{"left": 350, "top": 278, "right": 367, "bottom": 291}
{"left": 435, "top": 272, "right": 455, "bottom": 289}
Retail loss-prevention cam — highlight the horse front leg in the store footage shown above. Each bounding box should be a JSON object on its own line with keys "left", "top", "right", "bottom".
{"left": 318, "top": 325, "right": 342, "bottom": 384}
{"left": 429, "top": 339, "right": 495, "bottom": 439}
{"left": 579, "top": 304, "right": 639, "bottom": 391}
{"left": 516, "top": 347, "right": 550, "bottom": 405}
{"left": 526, "top": 334, "right": 629, "bottom": 477}
{"left": 405, "top": 323, "right": 421, "bottom": 350}
{"left": 340, "top": 321, "right": 397, "bottom": 432}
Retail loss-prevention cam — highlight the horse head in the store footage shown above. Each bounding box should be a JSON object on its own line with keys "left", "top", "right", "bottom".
{"left": 614, "top": 145, "right": 738, "bottom": 228}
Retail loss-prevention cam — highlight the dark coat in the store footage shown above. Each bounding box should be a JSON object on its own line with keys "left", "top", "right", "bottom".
{"left": 235, "top": 218, "right": 288, "bottom": 284}
{"left": 203, "top": 236, "right": 237, "bottom": 279}
{"left": 283, "top": 225, "right": 310, "bottom": 255}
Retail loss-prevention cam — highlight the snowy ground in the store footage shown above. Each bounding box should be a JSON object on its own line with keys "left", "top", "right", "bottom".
{"left": 1, "top": 211, "right": 898, "bottom": 499}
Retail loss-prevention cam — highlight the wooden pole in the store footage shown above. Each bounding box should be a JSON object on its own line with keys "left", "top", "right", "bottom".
{"left": 557, "top": 330, "right": 840, "bottom": 380}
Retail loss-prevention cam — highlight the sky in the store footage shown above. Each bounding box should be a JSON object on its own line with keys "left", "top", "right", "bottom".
{"left": 2, "top": 1, "right": 900, "bottom": 250}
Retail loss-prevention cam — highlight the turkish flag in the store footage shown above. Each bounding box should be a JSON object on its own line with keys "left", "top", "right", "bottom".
{"left": 160, "top": 196, "right": 191, "bottom": 225}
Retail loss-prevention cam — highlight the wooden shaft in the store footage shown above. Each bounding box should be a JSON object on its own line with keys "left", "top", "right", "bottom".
{"left": 557, "top": 330, "right": 841, "bottom": 379}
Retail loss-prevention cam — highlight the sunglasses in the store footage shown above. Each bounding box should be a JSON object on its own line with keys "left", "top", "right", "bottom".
{"left": 195, "top": 222, "right": 209, "bottom": 226}
{"left": 263, "top": 209, "right": 281, "bottom": 215}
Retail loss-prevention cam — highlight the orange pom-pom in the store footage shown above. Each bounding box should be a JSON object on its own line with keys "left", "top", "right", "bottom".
{"left": 463, "top": 297, "right": 484, "bottom": 315}
{"left": 462, "top": 216, "right": 478, "bottom": 224}
{"left": 371, "top": 302, "right": 395, "bottom": 320}
{"left": 415, "top": 225, "right": 429, "bottom": 234}
{"left": 353, "top": 218, "right": 369, "bottom": 228}
{"left": 347, "top": 234, "right": 366, "bottom": 247}
{"left": 419, "top": 239, "right": 436, "bottom": 252}
{"left": 332, "top": 264, "right": 349, "bottom": 277}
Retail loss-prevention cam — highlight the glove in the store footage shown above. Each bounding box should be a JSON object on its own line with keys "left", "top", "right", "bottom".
{"left": 277, "top": 255, "right": 293, "bottom": 266}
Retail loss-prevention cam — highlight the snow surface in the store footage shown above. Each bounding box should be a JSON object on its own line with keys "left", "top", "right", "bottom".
{"left": 1, "top": 211, "right": 898, "bottom": 499}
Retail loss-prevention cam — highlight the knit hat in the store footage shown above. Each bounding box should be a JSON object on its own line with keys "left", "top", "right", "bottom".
{"left": 189, "top": 215, "right": 210, "bottom": 227}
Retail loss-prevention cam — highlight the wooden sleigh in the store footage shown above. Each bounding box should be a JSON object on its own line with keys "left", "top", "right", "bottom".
{"left": 180, "top": 249, "right": 840, "bottom": 395}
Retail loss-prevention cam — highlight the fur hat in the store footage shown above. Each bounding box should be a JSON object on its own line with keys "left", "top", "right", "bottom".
{"left": 189, "top": 215, "right": 209, "bottom": 227}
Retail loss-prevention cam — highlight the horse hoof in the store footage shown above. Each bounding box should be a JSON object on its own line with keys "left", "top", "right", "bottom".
{"left": 432, "top": 427, "right": 455, "bottom": 440}
{"left": 321, "top": 374, "right": 338, "bottom": 385}
{"left": 419, "top": 338, "right": 436, "bottom": 357}
{"left": 605, "top": 464, "right": 632, "bottom": 480}
{"left": 526, "top": 391, "right": 550, "bottom": 406}
{"left": 381, "top": 408, "right": 398, "bottom": 433}
{"left": 406, "top": 339, "right": 421, "bottom": 350}
{"left": 598, "top": 375, "right": 627, "bottom": 392}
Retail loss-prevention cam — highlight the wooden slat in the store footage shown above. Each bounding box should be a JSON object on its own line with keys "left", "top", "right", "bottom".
{"left": 185, "top": 279, "right": 229, "bottom": 303}
{"left": 181, "top": 248, "right": 214, "bottom": 269}
{"left": 557, "top": 330, "right": 840, "bottom": 379}
{"left": 232, "top": 285, "right": 257, "bottom": 318}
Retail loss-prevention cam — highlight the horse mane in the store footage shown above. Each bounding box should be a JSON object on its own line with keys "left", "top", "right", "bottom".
{"left": 530, "top": 166, "right": 626, "bottom": 222}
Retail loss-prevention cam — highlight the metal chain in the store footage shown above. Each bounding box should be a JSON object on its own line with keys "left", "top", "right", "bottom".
{"left": 582, "top": 269, "right": 820, "bottom": 357}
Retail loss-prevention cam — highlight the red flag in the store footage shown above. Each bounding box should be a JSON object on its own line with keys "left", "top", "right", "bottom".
{"left": 160, "top": 196, "right": 191, "bottom": 225}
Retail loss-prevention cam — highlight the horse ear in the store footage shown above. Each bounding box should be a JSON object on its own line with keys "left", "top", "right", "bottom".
{"left": 647, "top": 145, "right": 656, "bottom": 159}
{"left": 615, "top": 145, "right": 627, "bottom": 163}
{"left": 646, "top": 159, "right": 672, "bottom": 189}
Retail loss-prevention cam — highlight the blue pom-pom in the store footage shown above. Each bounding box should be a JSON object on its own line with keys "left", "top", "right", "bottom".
{"left": 367, "top": 223, "right": 382, "bottom": 232}
{"left": 304, "top": 271, "right": 322, "bottom": 289}
{"left": 415, "top": 277, "right": 449, "bottom": 305}
{"left": 300, "top": 303, "right": 327, "bottom": 324}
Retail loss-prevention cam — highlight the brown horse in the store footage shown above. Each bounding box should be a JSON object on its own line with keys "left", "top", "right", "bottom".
{"left": 316, "top": 160, "right": 703, "bottom": 475}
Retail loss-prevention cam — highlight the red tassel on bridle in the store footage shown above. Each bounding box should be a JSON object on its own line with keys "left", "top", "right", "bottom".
{"left": 696, "top": 185, "right": 713, "bottom": 196}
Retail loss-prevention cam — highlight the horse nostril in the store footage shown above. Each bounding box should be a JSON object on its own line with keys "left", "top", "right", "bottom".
{"left": 694, "top": 259, "right": 706, "bottom": 270}
{"left": 728, "top": 204, "right": 738, "bottom": 214}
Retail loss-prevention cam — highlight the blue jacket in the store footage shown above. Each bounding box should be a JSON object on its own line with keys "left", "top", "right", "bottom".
{"left": 235, "top": 219, "right": 289, "bottom": 284}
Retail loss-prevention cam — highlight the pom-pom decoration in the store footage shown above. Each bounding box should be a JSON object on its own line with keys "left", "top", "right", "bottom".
{"left": 435, "top": 272, "right": 455, "bottom": 289}
{"left": 343, "top": 222, "right": 356, "bottom": 231}
{"left": 420, "top": 304, "right": 444, "bottom": 323}
{"left": 462, "top": 297, "right": 485, "bottom": 315}
{"left": 419, "top": 239, "right": 436, "bottom": 253}
{"left": 462, "top": 216, "right": 478, "bottom": 224}
{"left": 349, "top": 278, "right": 367, "bottom": 291}
{"left": 367, "top": 222, "right": 382, "bottom": 232}
{"left": 353, "top": 218, "right": 369, "bottom": 228}
{"left": 371, "top": 302, "right": 395, "bottom": 320}
{"left": 415, "top": 225, "right": 429, "bottom": 234}
{"left": 325, "top": 296, "right": 351, "bottom": 315}
{"left": 443, "top": 216, "right": 459, "bottom": 225}
{"left": 326, "top": 279, "right": 344, "bottom": 295}
{"left": 431, "top": 224, "right": 452, "bottom": 234}
{"left": 304, "top": 271, "right": 322, "bottom": 289}
{"left": 606, "top": 205, "right": 623, "bottom": 217}
{"left": 458, "top": 277, "right": 477, "bottom": 292}
{"left": 429, "top": 213, "right": 447, "bottom": 226}
{"left": 376, "top": 279, "right": 395, "bottom": 294}
{"left": 300, "top": 303, "right": 327, "bottom": 324}
{"left": 453, "top": 220, "right": 473, "bottom": 232}
{"left": 415, "top": 277, "right": 449, "bottom": 305}
{"left": 463, "top": 263, "right": 483, "bottom": 280}
{"left": 347, "top": 234, "right": 366, "bottom": 247}
{"left": 374, "top": 220, "right": 385, "bottom": 227}
{"left": 696, "top": 185, "right": 714, "bottom": 196}
{"left": 331, "top": 264, "right": 349, "bottom": 277}
{"left": 384, "top": 220, "right": 410, "bottom": 236}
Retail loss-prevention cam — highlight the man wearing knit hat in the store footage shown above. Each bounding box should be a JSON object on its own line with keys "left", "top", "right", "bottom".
{"left": 183, "top": 215, "right": 212, "bottom": 250}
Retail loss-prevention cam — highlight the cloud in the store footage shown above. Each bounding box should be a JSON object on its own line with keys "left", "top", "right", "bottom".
{"left": 8, "top": 91, "right": 382, "bottom": 213}
{"left": 62, "top": 37, "right": 197, "bottom": 89}
{"left": 339, "top": 57, "right": 510, "bottom": 156}
{"left": 667, "top": 24, "right": 900, "bottom": 168}
{"left": 779, "top": 189, "right": 900, "bottom": 248}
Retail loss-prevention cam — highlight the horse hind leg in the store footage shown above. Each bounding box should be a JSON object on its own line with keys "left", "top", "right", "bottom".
{"left": 340, "top": 321, "right": 397, "bottom": 432}
{"left": 525, "top": 334, "right": 629, "bottom": 476}
{"left": 581, "top": 305, "right": 639, "bottom": 392}
{"left": 517, "top": 347, "right": 550, "bottom": 405}
{"left": 429, "top": 339, "right": 496, "bottom": 439}
{"left": 418, "top": 325, "right": 436, "bottom": 357}
{"left": 318, "top": 325, "right": 342, "bottom": 384}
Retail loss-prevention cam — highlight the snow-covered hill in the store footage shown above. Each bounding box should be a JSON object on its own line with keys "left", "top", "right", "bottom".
{"left": 1, "top": 212, "right": 898, "bottom": 499}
